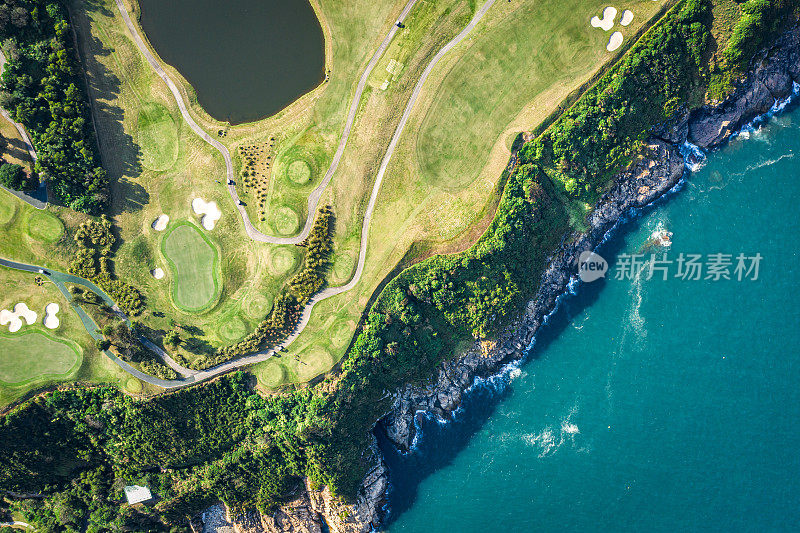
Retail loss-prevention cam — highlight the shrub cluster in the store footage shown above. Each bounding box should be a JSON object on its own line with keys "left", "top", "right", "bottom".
{"left": 0, "top": 161, "right": 35, "bottom": 190}
{"left": 0, "top": 0, "right": 109, "bottom": 213}
{"left": 722, "top": 0, "right": 800, "bottom": 68}
{"left": 68, "top": 215, "right": 144, "bottom": 316}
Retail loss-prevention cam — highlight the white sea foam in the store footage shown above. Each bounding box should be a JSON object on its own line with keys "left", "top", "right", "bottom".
{"left": 561, "top": 421, "right": 580, "bottom": 435}
{"left": 394, "top": 80, "right": 798, "bottom": 468}
{"left": 680, "top": 141, "right": 707, "bottom": 172}
{"left": 731, "top": 82, "right": 800, "bottom": 142}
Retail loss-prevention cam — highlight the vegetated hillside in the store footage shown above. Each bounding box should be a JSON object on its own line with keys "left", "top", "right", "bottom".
{"left": 0, "top": 0, "right": 108, "bottom": 213}
{"left": 1, "top": 0, "right": 798, "bottom": 530}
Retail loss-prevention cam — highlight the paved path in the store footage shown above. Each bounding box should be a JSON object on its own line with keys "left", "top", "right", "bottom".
{"left": 0, "top": 521, "right": 31, "bottom": 530}
{"left": 114, "top": 0, "right": 420, "bottom": 245}
{"left": 20, "top": 0, "right": 498, "bottom": 388}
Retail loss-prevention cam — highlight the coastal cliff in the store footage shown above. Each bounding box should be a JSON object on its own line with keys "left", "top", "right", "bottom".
{"left": 381, "top": 22, "right": 800, "bottom": 453}
{"left": 210, "top": 23, "right": 800, "bottom": 533}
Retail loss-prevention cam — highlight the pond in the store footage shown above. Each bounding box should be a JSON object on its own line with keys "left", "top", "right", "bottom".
{"left": 137, "top": 0, "right": 325, "bottom": 124}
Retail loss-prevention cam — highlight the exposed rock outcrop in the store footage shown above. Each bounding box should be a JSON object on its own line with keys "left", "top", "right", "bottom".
{"left": 382, "top": 23, "right": 800, "bottom": 455}
{"left": 202, "top": 24, "right": 800, "bottom": 533}
{"left": 206, "top": 441, "right": 387, "bottom": 533}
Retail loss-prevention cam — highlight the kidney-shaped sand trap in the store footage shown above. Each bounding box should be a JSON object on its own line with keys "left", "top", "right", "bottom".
{"left": 43, "top": 303, "right": 60, "bottom": 329}
{"left": 0, "top": 303, "right": 38, "bottom": 333}
{"left": 152, "top": 214, "right": 170, "bottom": 231}
{"left": 620, "top": 9, "right": 634, "bottom": 26}
{"left": 591, "top": 6, "right": 617, "bottom": 31}
{"left": 607, "top": 31, "right": 624, "bottom": 51}
{"left": 192, "top": 198, "right": 222, "bottom": 230}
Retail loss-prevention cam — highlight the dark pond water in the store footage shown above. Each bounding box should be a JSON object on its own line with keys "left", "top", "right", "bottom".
{"left": 138, "top": 0, "right": 325, "bottom": 124}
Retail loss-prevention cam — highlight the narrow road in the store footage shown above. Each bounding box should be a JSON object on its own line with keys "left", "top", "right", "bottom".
{"left": 17, "top": 0, "right": 498, "bottom": 388}
{"left": 0, "top": 521, "right": 31, "bottom": 530}
{"left": 114, "top": 0, "right": 420, "bottom": 245}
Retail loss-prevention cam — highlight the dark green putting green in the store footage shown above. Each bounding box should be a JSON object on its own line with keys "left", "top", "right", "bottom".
{"left": 26, "top": 210, "right": 64, "bottom": 242}
{"left": 162, "top": 222, "right": 220, "bottom": 312}
{"left": 0, "top": 330, "right": 80, "bottom": 384}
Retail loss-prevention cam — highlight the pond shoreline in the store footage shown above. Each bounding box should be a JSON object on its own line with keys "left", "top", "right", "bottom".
{"left": 135, "top": 0, "right": 327, "bottom": 125}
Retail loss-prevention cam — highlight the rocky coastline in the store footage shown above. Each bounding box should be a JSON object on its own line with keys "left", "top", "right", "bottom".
{"left": 211, "top": 24, "right": 800, "bottom": 533}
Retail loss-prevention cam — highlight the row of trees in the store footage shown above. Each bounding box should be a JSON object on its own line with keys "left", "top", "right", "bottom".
{"left": 0, "top": 0, "right": 109, "bottom": 213}
{"left": 203, "top": 206, "right": 335, "bottom": 365}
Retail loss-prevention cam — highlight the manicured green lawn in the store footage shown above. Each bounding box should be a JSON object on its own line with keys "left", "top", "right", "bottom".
{"left": 218, "top": 316, "right": 247, "bottom": 342}
{"left": 138, "top": 101, "right": 179, "bottom": 171}
{"left": 268, "top": 246, "right": 299, "bottom": 276}
{"left": 0, "top": 191, "right": 16, "bottom": 225}
{"left": 0, "top": 330, "right": 81, "bottom": 385}
{"left": 287, "top": 160, "right": 312, "bottom": 185}
{"left": 273, "top": 206, "right": 300, "bottom": 235}
{"left": 414, "top": 0, "right": 666, "bottom": 192}
{"left": 26, "top": 210, "right": 65, "bottom": 242}
{"left": 162, "top": 222, "right": 220, "bottom": 312}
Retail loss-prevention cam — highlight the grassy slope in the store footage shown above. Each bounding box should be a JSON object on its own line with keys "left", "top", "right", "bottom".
{"left": 0, "top": 116, "right": 34, "bottom": 172}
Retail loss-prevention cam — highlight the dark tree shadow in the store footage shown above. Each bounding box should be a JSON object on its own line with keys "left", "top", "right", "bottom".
{"left": 116, "top": 177, "right": 150, "bottom": 212}
{"left": 4, "top": 136, "right": 32, "bottom": 163}
{"left": 184, "top": 337, "right": 215, "bottom": 356}
{"left": 182, "top": 325, "right": 205, "bottom": 336}
{"left": 68, "top": 0, "right": 146, "bottom": 215}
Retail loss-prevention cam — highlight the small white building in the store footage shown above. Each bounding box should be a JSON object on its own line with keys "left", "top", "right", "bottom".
{"left": 123, "top": 485, "right": 153, "bottom": 505}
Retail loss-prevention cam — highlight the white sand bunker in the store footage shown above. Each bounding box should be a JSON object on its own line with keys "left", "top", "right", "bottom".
{"left": 43, "top": 303, "right": 60, "bottom": 329}
{"left": 192, "top": 198, "right": 222, "bottom": 230}
{"left": 591, "top": 6, "right": 617, "bottom": 31}
{"left": 0, "top": 303, "right": 37, "bottom": 333}
{"left": 607, "top": 31, "right": 624, "bottom": 51}
{"left": 620, "top": 9, "right": 634, "bottom": 26}
{"left": 150, "top": 267, "right": 165, "bottom": 280}
{"left": 152, "top": 214, "right": 169, "bottom": 231}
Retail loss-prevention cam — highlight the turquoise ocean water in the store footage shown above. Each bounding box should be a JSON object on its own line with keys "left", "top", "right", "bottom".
{"left": 382, "top": 102, "right": 800, "bottom": 532}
